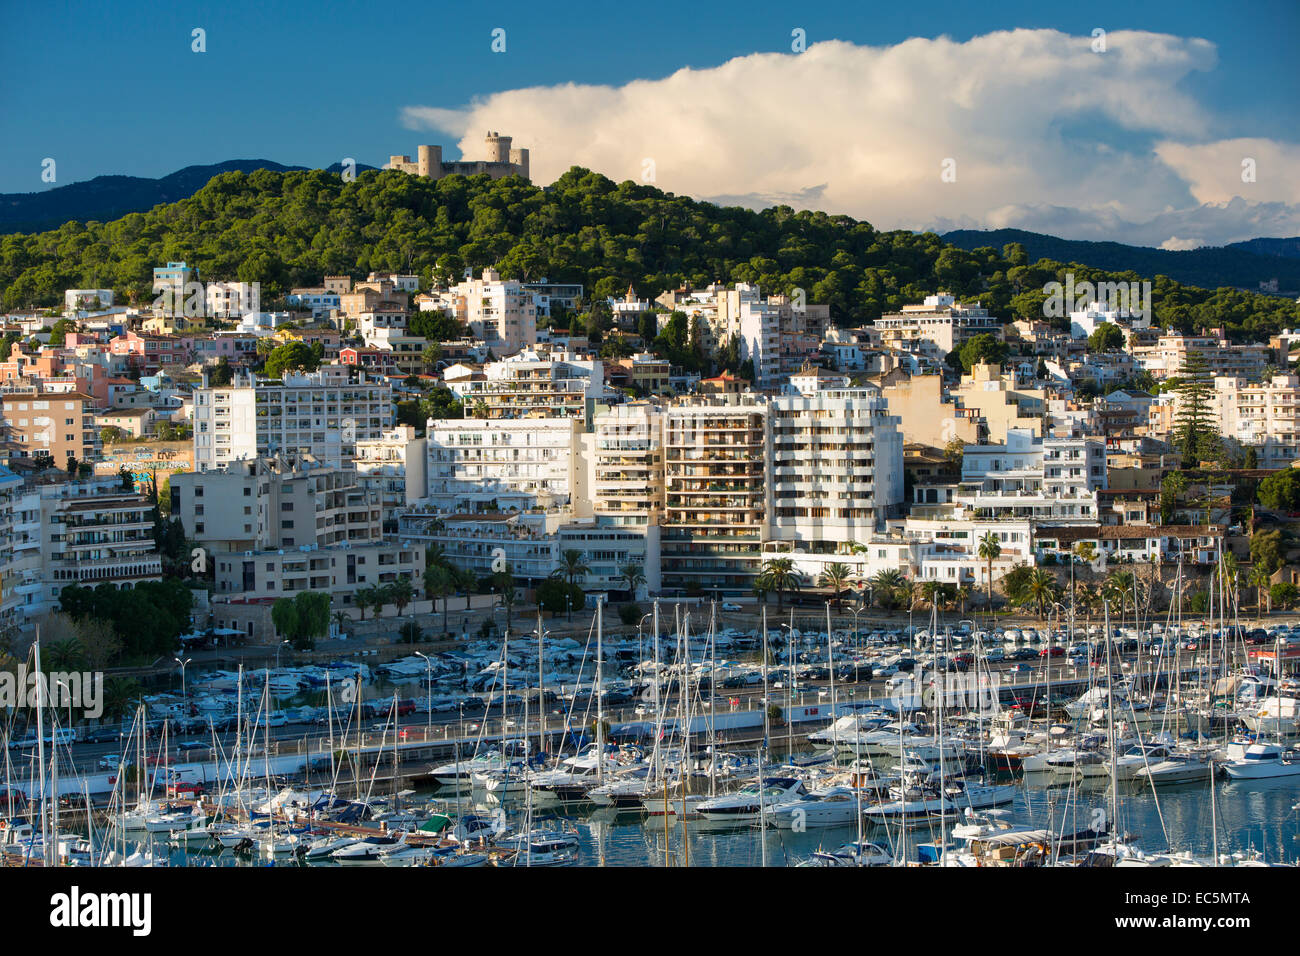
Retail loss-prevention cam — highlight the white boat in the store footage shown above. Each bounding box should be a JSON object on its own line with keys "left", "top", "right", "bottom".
{"left": 302, "top": 834, "right": 360, "bottom": 860}
{"left": 863, "top": 780, "right": 1016, "bottom": 824}
{"left": 764, "top": 785, "right": 864, "bottom": 829}
{"left": 800, "top": 839, "right": 893, "bottom": 867}
{"left": 331, "top": 833, "right": 406, "bottom": 863}
{"left": 429, "top": 742, "right": 530, "bottom": 788}
{"left": 697, "top": 777, "right": 807, "bottom": 825}
{"left": 1220, "top": 740, "right": 1300, "bottom": 779}
{"left": 1110, "top": 742, "right": 1174, "bottom": 780}
{"left": 1134, "top": 753, "right": 1212, "bottom": 785}
{"left": 1241, "top": 697, "right": 1300, "bottom": 736}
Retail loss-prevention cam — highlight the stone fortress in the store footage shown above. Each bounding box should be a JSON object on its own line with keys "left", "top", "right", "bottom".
{"left": 385, "top": 131, "right": 529, "bottom": 182}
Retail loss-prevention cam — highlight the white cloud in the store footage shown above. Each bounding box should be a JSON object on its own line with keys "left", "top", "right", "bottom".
{"left": 1159, "top": 236, "right": 1205, "bottom": 251}
{"left": 399, "top": 29, "right": 1299, "bottom": 246}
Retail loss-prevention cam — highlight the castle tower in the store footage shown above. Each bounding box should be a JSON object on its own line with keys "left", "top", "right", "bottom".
{"left": 484, "top": 131, "right": 511, "bottom": 164}
{"left": 417, "top": 144, "right": 443, "bottom": 180}
{"left": 509, "top": 146, "right": 529, "bottom": 180}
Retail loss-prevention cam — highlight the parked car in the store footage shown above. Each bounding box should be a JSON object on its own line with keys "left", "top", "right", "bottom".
{"left": 721, "top": 602, "right": 742, "bottom": 612}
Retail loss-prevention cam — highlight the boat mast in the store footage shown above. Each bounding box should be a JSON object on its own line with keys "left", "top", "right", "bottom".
{"left": 1104, "top": 601, "right": 1118, "bottom": 844}
{"left": 537, "top": 607, "right": 546, "bottom": 758}
{"left": 33, "top": 630, "right": 50, "bottom": 868}
{"left": 595, "top": 596, "right": 604, "bottom": 784}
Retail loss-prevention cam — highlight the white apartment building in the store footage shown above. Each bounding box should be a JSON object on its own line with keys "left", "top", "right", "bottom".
{"left": 396, "top": 510, "right": 560, "bottom": 585}
{"left": 872, "top": 294, "right": 1001, "bottom": 361}
{"left": 39, "top": 477, "right": 163, "bottom": 603}
{"left": 1212, "top": 374, "right": 1300, "bottom": 468}
{"left": 424, "top": 417, "right": 583, "bottom": 513}
{"left": 957, "top": 428, "right": 1106, "bottom": 523}
{"left": 171, "top": 455, "right": 382, "bottom": 555}
{"left": 355, "top": 426, "right": 428, "bottom": 529}
{"left": 1133, "top": 331, "right": 1269, "bottom": 380}
{"left": 1068, "top": 301, "right": 1151, "bottom": 341}
{"left": 205, "top": 281, "right": 259, "bottom": 318}
{"left": 768, "top": 389, "right": 903, "bottom": 548}
{"left": 210, "top": 540, "right": 424, "bottom": 605}
{"left": 459, "top": 350, "right": 607, "bottom": 422}
{"left": 63, "top": 289, "right": 115, "bottom": 313}
{"left": 581, "top": 402, "right": 666, "bottom": 597}
{"left": 451, "top": 268, "right": 537, "bottom": 353}
{"left": 192, "top": 368, "right": 393, "bottom": 470}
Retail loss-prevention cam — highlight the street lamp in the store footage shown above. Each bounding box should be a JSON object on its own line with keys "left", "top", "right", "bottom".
{"left": 415, "top": 651, "right": 432, "bottom": 733}
{"left": 275, "top": 639, "right": 290, "bottom": 668}
{"left": 173, "top": 656, "right": 192, "bottom": 701}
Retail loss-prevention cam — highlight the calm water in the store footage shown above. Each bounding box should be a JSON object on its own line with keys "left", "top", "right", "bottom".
{"left": 146, "top": 764, "right": 1300, "bottom": 867}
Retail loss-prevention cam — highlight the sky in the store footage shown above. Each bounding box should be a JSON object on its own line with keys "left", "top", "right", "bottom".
{"left": 1, "top": 0, "right": 1297, "bottom": 247}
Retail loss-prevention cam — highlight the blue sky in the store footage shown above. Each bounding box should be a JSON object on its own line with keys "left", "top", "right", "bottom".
{"left": 1, "top": 0, "right": 1297, "bottom": 244}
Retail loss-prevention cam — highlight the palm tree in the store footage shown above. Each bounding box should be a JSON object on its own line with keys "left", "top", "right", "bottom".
{"left": 619, "top": 562, "right": 646, "bottom": 600}
{"left": 452, "top": 567, "right": 477, "bottom": 611}
{"left": 977, "top": 531, "right": 1002, "bottom": 617}
{"left": 423, "top": 564, "right": 454, "bottom": 629}
{"left": 919, "top": 580, "right": 946, "bottom": 611}
{"left": 1102, "top": 569, "right": 1136, "bottom": 621}
{"left": 42, "top": 637, "right": 87, "bottom": 672}
{"left": 495, "top": 572, "right": 517, "bottom": 629}
{"left": 554, "top": 550, "right": 590, "bottom": 588}
{"left": 1248, "top": 563, "right": 1272, "bottom": 619}
{"left": 956, "top": 584, "right": 972, "bottom": 616}
{"left": 819, "top": 562, "right": 852, "bottom": 609}
{"left": 759, "top": 558, "right": 802, "bottom": 611}
{"left": 752, "top": 579, "right": 771, "bottom": 605}
{"left": 868, "top": 569, "right": 905, "bottom": 610}
{"left": 100, "top": 676, "right": 143, "bottom": 724}
{"left": 373, "top": 583, "right": 394, "bottom": 618}
{"left": 1025, "top": 568, "right": 1059, "bottom": 620}
{"left": 354, "top": 586, "right": 377, "bottom": 621}
{"left": 390, "top": 575, "right": 414, "bottom": 616}
{"left": 425, "top": 543, "right": 448, "bottom": 569}
{"left": 332, "top": 611, "right": 349, "bottom": 636}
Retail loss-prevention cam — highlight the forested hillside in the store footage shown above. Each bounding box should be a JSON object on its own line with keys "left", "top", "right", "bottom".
{"left": 2, "top": 166, "right": 1296, "bottom": 338}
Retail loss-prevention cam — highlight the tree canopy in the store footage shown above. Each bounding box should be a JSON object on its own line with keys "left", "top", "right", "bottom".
{"left": 2, "top": 166, "right": 1294, "bottom": 338}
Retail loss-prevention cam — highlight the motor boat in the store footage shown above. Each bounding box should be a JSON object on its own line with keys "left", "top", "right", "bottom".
{"left": 697, "top": 777, "right": 807, "bottom": 825}
{"left": 1220, "top": 739, "right": 1300, "bottom": 779}
{"left": 800, "top": 839, "right": 893, "bottom": 867}
{"left": 764, "top": 785, "right": 865, "bottom": 829}
{"left": 1134, "top": 752, "right": 1212, "bottom": 785}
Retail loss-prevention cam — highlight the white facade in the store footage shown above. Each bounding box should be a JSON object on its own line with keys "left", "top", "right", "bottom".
{"left": 424, "top": 417, "right": 581, "bottom": 513}
{"left": 768, "top": 389, "right": 903, "bottom": 546}
{"left": 192, "top": 368, "right": 393, "bottom": 471}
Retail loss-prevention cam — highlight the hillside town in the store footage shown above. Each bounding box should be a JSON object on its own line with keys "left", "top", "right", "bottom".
{"left": 2, "top": 250, "right": 1298, "bottom": 653}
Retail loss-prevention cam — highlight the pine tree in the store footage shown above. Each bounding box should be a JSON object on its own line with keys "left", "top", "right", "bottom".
{"left": 1172, "top": 351, "right": 1220, "bottom": 465}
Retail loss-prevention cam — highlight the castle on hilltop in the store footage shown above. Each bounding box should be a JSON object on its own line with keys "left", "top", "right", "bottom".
{"left": 385, "top": 131, "right": 530, "bottom": 182}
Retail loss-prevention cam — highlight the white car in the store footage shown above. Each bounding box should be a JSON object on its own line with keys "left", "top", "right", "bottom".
{"left": 721, "top": 602, "right": 742, "bottom": 612}
{"left": 98, "top": 754, "right": 122, "bottom": 771}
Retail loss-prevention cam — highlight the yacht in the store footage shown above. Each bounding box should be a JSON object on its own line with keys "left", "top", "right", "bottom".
{"left": 1134, "top": 752, "right": 1212, "bottom": 785}
{"left": 764, "top": 785, "right": 866, "bottom": 829}
{"left": 800, "top": 839, "right": 893, "bottom": 867}
{"left": 1220, "top": 739, "right": 1300, "bottom": 779}
{"left": 697, "top": 777, "right": 807, "bottom": 825}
